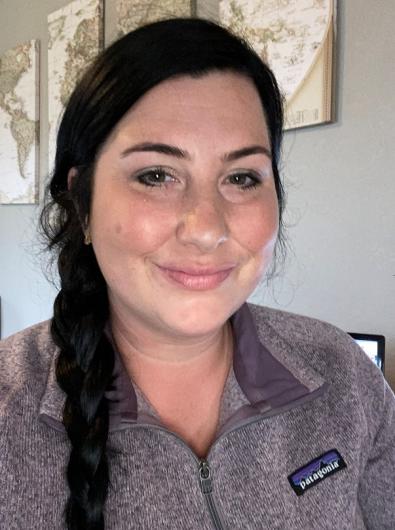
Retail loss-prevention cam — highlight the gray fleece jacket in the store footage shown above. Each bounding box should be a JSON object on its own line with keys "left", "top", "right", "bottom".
{"left": 0, "top": 303, "right": 394, "bottom": 529}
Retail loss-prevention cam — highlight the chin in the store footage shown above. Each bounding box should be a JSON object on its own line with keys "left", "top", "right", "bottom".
{"left": 157, "top": 293, "right": 243, "bottom": 337}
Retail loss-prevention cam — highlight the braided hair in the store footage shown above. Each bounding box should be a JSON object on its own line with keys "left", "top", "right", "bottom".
{"left": 40, "top": 17, "right": 285, "bottom": 529}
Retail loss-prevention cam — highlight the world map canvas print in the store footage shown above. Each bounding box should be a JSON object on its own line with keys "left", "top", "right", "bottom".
{"left": 0, "top": 40, "right": 39, "bottom": 204}
{"left": 47, "top": 0, "right": 103, "bottom": 172}
{"left": 196, "top": 0, "right": 336, "bottom": 130}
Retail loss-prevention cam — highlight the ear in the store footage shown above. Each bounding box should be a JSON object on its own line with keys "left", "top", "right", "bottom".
{"left": 67, "top": 167, "right": 90, "bottom": 241}
{"left": 67, "top": 167, "right": 78, "bottom": 191}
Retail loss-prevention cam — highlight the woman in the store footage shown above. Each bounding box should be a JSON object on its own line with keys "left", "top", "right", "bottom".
{"left": 0, "top": 17, "right": 394, "bottom": 530}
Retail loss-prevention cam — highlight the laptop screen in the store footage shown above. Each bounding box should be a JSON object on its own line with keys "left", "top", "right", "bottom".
{"left": 348, "top": 333, "right": 385, "bottom": 373}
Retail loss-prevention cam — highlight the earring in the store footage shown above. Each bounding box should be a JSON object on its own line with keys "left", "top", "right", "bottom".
{"left": 84, "top": 230, "right": 91, "bottom": 245}
{"left": 83, "top": 215, "right": 91, "bottom": 245}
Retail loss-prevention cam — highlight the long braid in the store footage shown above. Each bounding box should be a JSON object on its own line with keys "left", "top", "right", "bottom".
{"left": 51, "top": 236, "right": 115, "bottom": 529}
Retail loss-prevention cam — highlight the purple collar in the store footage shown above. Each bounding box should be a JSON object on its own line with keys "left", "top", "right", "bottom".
{"left": 39, "top": 303, "right": 324, "bottom": 434}
{"left": 103, "top": 303, "right": 311, "bottom": 431}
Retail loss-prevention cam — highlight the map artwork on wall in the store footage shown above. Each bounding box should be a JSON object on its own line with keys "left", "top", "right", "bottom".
{"left": 0, "top": 40, "right": 39, "bottom": 204}
{"left": 115, "top": 0, "right": 192, "bottom": 36}
{"left": 48, "top": 0, "right": 103, "bottom": 171}
{"left": 216, "top": 0, "right": 336, "bottom": 130}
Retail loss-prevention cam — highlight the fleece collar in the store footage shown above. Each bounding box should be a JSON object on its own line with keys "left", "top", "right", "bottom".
{"left": 39, "top": 303, "right": 325, "bottom": 434}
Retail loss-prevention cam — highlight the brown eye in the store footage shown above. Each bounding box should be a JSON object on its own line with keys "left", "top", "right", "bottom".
{"left": 228, "top": 172, "right": 260, "bottom": 190}
{"left": 136, "top": 168, "right": 174, "bottom": 187}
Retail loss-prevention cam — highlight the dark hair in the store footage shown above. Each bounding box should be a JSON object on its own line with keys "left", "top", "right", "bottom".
{"left": 40, "top": 17, "right": 285, "bottom": 530}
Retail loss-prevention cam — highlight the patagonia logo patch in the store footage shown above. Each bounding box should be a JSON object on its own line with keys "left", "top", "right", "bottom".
{"left": 288, "top": 449, "right": 347, "bottom": 496}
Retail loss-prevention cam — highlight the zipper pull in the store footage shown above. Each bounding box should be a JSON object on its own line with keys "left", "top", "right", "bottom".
{"left": 199, "top": 460, "right": 213, "bottom": 494}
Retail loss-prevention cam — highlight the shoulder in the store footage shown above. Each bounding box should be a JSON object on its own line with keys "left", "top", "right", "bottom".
{"left": 0, "top": 321, "right": 56, "bottom": 398}
{"left": 247, "top": 302, "right": 371, "bottom": 372}
{"left": 247, "top": 303, "right": 387, "bottom": 384}
{"left": 248, "top": 302, "right": 350, "bottom": 349}
{"left": 247, "top": 302, "right": 394, "bottom": 432}
{"left": 246, "top": 302, "right": 390, "bottom": 404}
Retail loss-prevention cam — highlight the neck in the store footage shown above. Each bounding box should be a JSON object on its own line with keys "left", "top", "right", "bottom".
{"left": 109, "top": 306, "right": 234, "bottom": 390}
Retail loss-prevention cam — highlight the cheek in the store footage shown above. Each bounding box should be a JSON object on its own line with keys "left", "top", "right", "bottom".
{"left": 232, "top": 197, "right": 279, "bottom": 254}
{"left": 230, "top": 196, "right": 279, "bottom": 288}
{"left": 91, "top": 196, "right": 175, "bottom": 265}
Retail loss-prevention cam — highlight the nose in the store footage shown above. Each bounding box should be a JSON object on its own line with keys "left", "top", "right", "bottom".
{"left": 176, "top": 193, "right": 229, "bottom": 253}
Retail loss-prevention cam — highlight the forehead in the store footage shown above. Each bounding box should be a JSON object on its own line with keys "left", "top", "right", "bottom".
{"left": 106, "top": 72, "right": 270, "bottom": 151}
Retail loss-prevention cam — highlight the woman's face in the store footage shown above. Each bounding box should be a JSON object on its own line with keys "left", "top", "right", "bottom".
{"left": 90, "top": 72, "right": 279, "bottom": 340}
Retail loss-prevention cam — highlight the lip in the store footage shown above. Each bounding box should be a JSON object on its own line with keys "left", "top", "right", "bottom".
{"left": 155, "top": 264, "right": 235, "bottom": 291}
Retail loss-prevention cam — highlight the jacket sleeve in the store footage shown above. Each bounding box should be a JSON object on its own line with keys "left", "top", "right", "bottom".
{"left": 357, "top": 369, "right": 395, "bottom": 529}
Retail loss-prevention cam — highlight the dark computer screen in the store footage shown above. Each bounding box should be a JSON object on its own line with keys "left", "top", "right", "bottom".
{"left": 348, "top": 333, "right": 385, "bottom": 373}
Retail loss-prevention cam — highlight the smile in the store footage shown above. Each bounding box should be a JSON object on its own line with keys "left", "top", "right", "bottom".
{"left": 155, "top": 265, "right": 235, "bottom": 291}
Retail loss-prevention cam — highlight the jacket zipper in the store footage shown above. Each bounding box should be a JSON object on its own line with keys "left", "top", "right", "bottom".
{"left": 198, "top": 459, "right": 225, "bottom": 530}
{"left": 109, "top": 388, "right": 326, "bottom": 529}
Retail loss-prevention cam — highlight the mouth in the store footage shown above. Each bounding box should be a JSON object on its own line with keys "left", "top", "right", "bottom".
{"left": 155, "top": 264, "right": 235, "bottom": 291}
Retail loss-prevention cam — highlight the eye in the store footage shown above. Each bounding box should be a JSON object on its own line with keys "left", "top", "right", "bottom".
{"left": 227, "top": 172, "right": 261, "bottom": 190}
{"left": 136, "top": 167, "right": 176, "bottom": 187}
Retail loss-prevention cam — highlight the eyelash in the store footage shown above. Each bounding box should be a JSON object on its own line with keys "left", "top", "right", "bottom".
{"left": 136, "top": 168, "right": 175, "bottom": 187}
{"left": 135, "top": 167, "right": 262, "bottom": 191}
{"left": 227, "top": 172, "right": 261, "bottom": 190}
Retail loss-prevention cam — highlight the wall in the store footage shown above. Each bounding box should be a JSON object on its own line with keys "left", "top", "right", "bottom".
{"left": 0, "top": 1, "right": 394, "bottom": 389}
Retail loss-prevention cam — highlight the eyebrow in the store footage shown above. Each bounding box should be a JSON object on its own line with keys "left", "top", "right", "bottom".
{"left": 120, "top": 142, "right": 272, "bottom": 161}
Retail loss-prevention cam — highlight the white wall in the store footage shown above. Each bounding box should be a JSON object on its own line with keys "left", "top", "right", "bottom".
{"left": 1, "top": 1, "right": 394, "bottom": 389}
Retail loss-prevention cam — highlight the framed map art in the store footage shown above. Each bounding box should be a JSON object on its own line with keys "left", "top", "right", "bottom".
{"left": 198, "top": 0, "right": 336, "bottom": 130}
{"left": 0, "top": 40, "right": 39, "bottom": 204}
{"left": 48, "top": 0, "right": 104, "bottom": 172}
{"left": 115, "top": 0, "right": 192, "bottom": 36}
